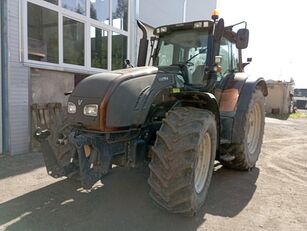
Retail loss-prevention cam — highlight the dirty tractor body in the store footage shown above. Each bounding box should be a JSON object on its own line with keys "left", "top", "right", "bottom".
{"left": 35, "top": 17, "right": 267, "bottom": 215}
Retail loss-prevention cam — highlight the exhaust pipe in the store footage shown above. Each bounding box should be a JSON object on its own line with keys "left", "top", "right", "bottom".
{"left": 137, "top": 20, "right": 148, "bottom": 67}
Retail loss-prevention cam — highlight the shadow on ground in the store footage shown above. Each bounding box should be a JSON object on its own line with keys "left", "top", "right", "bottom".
{"left": 0, "top": 166, "right": 259, "bottom": 231}
{"left": 0, "top": 153, "right": 44, "bottom": 180}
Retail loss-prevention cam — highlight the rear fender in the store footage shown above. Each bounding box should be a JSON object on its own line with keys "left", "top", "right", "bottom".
{"left": 231, "top": 78, "right": 267, "bottom": 144}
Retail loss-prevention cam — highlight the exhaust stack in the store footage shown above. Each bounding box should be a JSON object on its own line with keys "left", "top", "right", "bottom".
{"left": 137, "top": 20, "right": 148, "bottom": 66}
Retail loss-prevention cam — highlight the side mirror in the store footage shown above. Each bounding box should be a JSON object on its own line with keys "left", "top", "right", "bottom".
{"left": 214, "top": 18, "right": 224, "bottom": 42}
{"left": 236, "top": 28, "right": 249, "bottom": 49}
{"left": 243, "top": 57, "right": 252, "bottom": 69}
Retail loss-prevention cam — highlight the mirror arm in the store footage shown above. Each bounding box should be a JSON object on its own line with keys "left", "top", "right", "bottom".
{"left": 226, "top": 21, "right": 247, "bottom": 30}
{"left": 238, "top": 49, "right": 243, "bottom": 72}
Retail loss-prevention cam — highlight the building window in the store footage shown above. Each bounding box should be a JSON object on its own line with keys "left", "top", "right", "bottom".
{"left": 112, "top": 32, "right": 127, "bottom": 69}
{"left": 25, "top": 0, "right": 129, "bottom": 71}
{"left": 63, "top": 17, "right": 85, "bottom": 66}
{"left": 62, "top": 0, "right": 86, "bottom": 15}
{"left": 43, "top": 0, "right": 58, "bottom": 5}
{"left": 27, "top": 3, "right": 59, "bottom": 63}
{"left": 112, "top": 0, "right": 128, "bottom": 31}
{"left": 90, "top": 0, "right": 110, "bottom": 25}
{"left": 91, "top": 27, "right": 108, "bottom": 69}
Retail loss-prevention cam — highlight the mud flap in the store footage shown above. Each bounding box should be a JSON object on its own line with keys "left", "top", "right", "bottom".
{"left": 32, "top": 103, "right": 78, "bottom": 178}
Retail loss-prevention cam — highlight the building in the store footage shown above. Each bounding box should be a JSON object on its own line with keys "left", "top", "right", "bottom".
{"left": 265, "top": 80, "right": 294, "bottom": 114}
{"left": 0, "top": 0, "right": 217, "bottom": 155}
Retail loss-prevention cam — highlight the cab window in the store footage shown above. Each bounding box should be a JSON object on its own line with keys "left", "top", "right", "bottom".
{"left": 218, "top": 38, "right": 239, "bottom": 80}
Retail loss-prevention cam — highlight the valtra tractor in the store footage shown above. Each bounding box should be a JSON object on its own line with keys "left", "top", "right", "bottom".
{"left": 34, "top": 11, "right": 267, "bottom": 215}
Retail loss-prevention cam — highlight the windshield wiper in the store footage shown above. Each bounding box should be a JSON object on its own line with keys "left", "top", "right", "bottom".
{"left": 185, "top": 48, "right": 207, "bottom": 64}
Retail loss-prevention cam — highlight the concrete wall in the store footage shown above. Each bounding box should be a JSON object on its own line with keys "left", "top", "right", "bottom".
{"left": 265, "top": 81, "right": 294, "bottom": 114}
{"left": 30, "top": 69, "right": 74, "bottom": 152}
{"left": 31, "top": 69, "right": 74, "bottom": 106}
{"left": 8, "top": 0, "right": 31, "bottom": 154}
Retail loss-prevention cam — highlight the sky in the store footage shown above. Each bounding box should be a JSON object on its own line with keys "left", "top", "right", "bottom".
{"left": 218, "top": 0, "right": 307, "bottom": 88}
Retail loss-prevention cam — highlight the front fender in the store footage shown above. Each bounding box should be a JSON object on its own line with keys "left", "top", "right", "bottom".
{"left": 173, "top": 91, "right": 220, "bottom": 148}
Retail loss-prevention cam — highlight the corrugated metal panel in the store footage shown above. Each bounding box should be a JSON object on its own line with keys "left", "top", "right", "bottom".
{"left": 8, "top": 0, "right": 30, "bottom": 155}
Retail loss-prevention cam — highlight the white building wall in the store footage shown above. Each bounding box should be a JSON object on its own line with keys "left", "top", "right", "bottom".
{"left": 139, "top": 0, "right": 184, "bottom": 27}
{"left": 0, "top": 8, "right": 2, "bottom": 154}
{"left": 139, "top": 0, "right": 217, "bottom": 27}
{"left": 185, "top": 0, "right": 217, "bottom": 22}
{"left": 8, "top": 0, "right": 30, "bottom": 154}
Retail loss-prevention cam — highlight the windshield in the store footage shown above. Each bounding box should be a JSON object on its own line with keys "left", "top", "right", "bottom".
{"left": 153, "top": 29, "right": 208, "bottom": 84}
{"left": 153, "top": 29, "right": 208, "bottom": 66}
{"left": 294, "top": 89, "right": 307, "bottom": 97}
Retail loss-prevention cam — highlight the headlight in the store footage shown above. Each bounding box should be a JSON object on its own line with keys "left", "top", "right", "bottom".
{"left": 83, "top": 104, "right": 98, "bottom": 117}
{"left": 194, "top": 22, "right": 203, "bottom": 28}
{"left": 160, "top": 27, "right": 167, "bottom": 33}
{"left": 67, "top": 102, "right": 76, "bottom": 114}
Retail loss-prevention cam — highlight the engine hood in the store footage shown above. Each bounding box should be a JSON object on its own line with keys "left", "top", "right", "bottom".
{"left": 71, "top": 66, "right": 158, "bottom": 98}
{"left": 68, "top": 66, "right": 167, "bottom": 131}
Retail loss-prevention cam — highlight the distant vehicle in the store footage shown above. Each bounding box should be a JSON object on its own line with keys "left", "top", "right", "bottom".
{"left": 294, "top": 89, "right": 307, "bottom": 109}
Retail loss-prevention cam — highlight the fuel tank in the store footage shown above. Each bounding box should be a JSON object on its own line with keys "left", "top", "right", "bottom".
{"left": 68, "top": 66, "right": 178, "bottom": 132}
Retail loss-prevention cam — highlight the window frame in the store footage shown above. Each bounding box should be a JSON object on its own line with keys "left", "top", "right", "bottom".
{"left": 22, "top": 0, "right": 130, "bottom": 73}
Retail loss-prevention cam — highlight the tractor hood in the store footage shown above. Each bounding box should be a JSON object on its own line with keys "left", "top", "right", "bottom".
{"left": 72, "top": 66, "right": 158, "bottom": 98}
{"left": 67, "top": 66, "right": 177, "bottom": 131}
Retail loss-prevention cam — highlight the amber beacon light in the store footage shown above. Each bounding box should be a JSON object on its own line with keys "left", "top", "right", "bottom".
{"left": 211, "top": 9, "right": 219, "bottom": 20}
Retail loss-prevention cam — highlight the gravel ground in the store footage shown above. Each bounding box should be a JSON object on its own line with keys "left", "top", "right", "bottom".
{"left": 0, "top": 116, "right": 307, "bottom": 231}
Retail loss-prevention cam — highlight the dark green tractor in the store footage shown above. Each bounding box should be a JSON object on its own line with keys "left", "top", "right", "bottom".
{"left": 34, "top": 13, "right": 267, "bottom": 216}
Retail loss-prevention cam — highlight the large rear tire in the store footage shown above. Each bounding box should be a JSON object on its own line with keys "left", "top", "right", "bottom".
{"left": 148, "top": 107, "right": 217, "bottom": 216}
{"left": 220, "top": 89, "right": 265, "bottom": 170}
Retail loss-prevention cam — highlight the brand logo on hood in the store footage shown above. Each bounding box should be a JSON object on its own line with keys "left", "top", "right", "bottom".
{"left": 158, "top": 76, "right": 169, "bottom": 82}
{"left": 77, "top": 99, "right": 83, "bottom": 106}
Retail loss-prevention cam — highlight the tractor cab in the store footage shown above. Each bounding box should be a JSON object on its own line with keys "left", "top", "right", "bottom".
{"left": 144, "top": 16, "right": 250, "bottom": 95}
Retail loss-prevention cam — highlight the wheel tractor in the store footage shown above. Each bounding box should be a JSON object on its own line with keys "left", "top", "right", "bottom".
{"left": 34, "top": 11, "right": 267, "bottom": 216}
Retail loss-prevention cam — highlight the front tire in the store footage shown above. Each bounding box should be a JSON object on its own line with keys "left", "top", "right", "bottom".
{"left": 148, "top": 107, "right": 217, "bottom": 216}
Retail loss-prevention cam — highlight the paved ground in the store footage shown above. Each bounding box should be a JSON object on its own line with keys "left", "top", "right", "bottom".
{"left": 0, "top": 116, "right": 307, "bottom": 231}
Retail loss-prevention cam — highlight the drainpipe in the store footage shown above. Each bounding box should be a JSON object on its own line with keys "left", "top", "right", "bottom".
{"left": 183, "top": 0, "right": 188, "bottom": 22}
{"left": 1, "top": 0, "right": 9, "bottom": 154}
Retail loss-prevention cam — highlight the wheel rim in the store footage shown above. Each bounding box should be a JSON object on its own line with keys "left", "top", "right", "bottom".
{"left": 247, "top": 103, "right": 262, "bottom": 154}
{"left": 194, "top": 132, "right": 211, "bottom": 194}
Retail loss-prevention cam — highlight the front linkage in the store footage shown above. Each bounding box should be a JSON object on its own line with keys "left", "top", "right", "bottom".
{"left": 35, "top": 128, "right": 146, "bottom": 189}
